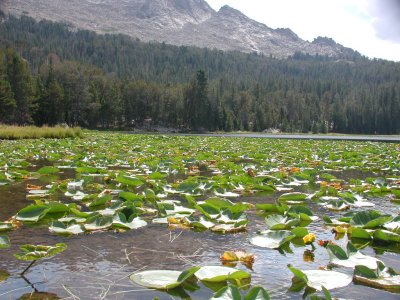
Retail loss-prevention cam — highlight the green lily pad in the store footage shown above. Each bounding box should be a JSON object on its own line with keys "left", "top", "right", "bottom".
{"left": 49, "top": 221, "right": 84, "bottom": 235}
{"left": 195, "top": 266, "right": 250, "bottom": 282}
{"left": 37, "top": 166, "right": 59, "bottom": 175}
{"left": 14, "top": 243, "right": 67, "bottom": 261}
{"left": 0, "top": 222, "right": 13, "bottom": 232}
{"left": 327, "top": 242, "right": 381, "bottom": 269}
{"left": 250, "top": 230, "right": 295, "bottom": 249}
{"left": 244, "top": 286, "right": 271, "bottom": 300}
{"left": 112, "top": 213, "right": 147, "bottom": 230}
{"left": 116, "top": 174, "right": 144, "bottom": 187}
{"left": 83, "top": 215, "right": 113, "bottom": 231}
{"left": 0, "top": 235, "right": 11, "bottom": 248}
{"left": 288, "top": 265, "right": 352, "bottom": 291}
{"left": 265, "top": 214, "right": 300, "bottom": 230}
{"left": 130, "top": 267, "right": 200, "bottom": 290}
{"left": 278, "top": 192, "right": 308, "bottom": 202}
{"left": 373, "top": 229, "right": 400, "bottom": 243}
{"left": 354, "top": 262, "right": 400, "bottom": 293}
{"left": 0, "top": 269, "right": 10, "bottom": 282}
{"left": 15, "top": 204, "right": 49, "bottom": 222}
{"left": 350, "top": 227, "right": 372, "bottom": 240}
{"left": 211, "top": 285, "right": 242, "bottom": 300}
{"left": 350, "top": 210, "right": 393, "bottom": 229}
{"left": 76, "top": 166, "right": 100, "bottom": 174}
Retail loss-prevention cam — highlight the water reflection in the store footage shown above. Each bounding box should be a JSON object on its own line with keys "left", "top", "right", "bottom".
{"left": 0, "top": 171, "right": 399, "bottom": 299}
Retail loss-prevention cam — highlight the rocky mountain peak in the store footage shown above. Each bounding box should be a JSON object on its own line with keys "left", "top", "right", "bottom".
{"left": 1, "top": 0, "right": 360, "bottom": 59}
{"left": 312, "top": 36, "right": 337, "bottom": 46}
{"left": 136, "top": 0, "right": 214, "bottom": 23}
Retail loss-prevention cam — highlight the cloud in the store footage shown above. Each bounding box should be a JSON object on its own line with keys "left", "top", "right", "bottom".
{"left": 369, "top": 0, "right": 400, "bottom": 42}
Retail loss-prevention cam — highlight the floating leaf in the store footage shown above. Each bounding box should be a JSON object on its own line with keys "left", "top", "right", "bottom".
{"left": 291, "top": 227, "right": 309, "bottom": 238}
{"left": 76, "top": 166, "right": 100, "bottom": 174}
{"left": 350, "top": 210, "right": 393, "bottom": 229}
{"left": 373, "top": 229, "right": 400, "bottom": 243}
{"left": 18, "top": 292, "right": 61, "bottom": 300}
{"left": 0, "top": 222, "right": 13, "bottom": 232}
{"left": 265, "top": 214, "right": 300, "bottom": 230}
{"left": 83, "top": 215, "right": 113, "bottom": 231}
{"left": 220, "top": 250, "right": 255, "bottom": 266}
{"left": 130, "top": 267, "right": 200, "bottom": 290}
{"left": 288, "top": 265, "right": 352, "bottom": 291}
{"left": 15, "top": 204, "right": 49, "bottom": 222}
{"left": 244, "top": 286, "right": 271, "bottom": 300}
{"left": 88, "top": 194, "right": 113, "bottom": 208}
{"left": 250, "top": 230, "right": 295, "bottom": 249}
{"left": 0, "top": 235, "right": 10, "bottom": 248}
{"left": 49, "top": 221, "right": 84, "bottom": 235}
{"left": 195, "top": 266, "right": 250, "bottom": 282}
{"left": 349, "top": 227, "right": 372, "bottom": 240}
{"left": 37, "top": 166, "right": 59, "bottom": 175}
{"left": 116, "top": 174, "right": 144, "bottom": 187}
{"left": 211, "top": 285, "right": 242, "bottom": 300}
{"left": 354, "top": 262, "right": 400, "bottom": 293}
{"left": 0, "top": 269, "right": 10, "bottom": 282}
{"left": 112, "top": 213, "right": 147, "bottom": 230}
{"left": 278, "top": 192, "right": 307, "bottom": 202}
{"left": 14, "top": 243, "right": 67, "bottom": 261}
{"left": 326, "top": 242, "right": 381, "bottom": 269}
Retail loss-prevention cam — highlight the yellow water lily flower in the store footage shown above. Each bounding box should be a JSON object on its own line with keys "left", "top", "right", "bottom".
{"left": 303, "top": 233, "right": 316, "bottom": 245}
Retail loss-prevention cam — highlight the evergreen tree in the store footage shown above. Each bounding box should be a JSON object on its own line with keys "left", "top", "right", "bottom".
{"left": 0, "top": 79, "right": 16, "bottom": 123}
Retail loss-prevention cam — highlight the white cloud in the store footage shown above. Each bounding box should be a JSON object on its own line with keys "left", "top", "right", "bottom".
{"left": 207, "top": 0, "right": 400, "bottom": 61}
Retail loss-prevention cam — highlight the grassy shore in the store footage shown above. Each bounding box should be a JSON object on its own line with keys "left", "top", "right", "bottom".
{"left": 0, "top": 125, "right": 82, "bottom": 140}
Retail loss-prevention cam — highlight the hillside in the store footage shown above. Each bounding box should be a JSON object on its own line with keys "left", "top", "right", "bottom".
{"left": 1, "top": 0, "right": 360, "bottom": 59}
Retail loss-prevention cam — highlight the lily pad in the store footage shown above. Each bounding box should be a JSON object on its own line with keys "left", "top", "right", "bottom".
{"left": 211, "top": 285, "right": 242, "bottom": 300}
{"left": 195, "top": 266, "right": 250, "bottom": 282}
{"left": 0, "top": 269, "right": 10, "bottom": 282}
{"left": 288, "top": 265, "right": 352, "bottom": 291}
{"left": 354, "top": 262, "right": 400, "bottom": 293}
{"left": 130, "top": 267, "right": 199, "bottom": 290}
{"left": 326, "top": 242, "right": 381, "bottom": 269}
{"left": 264, "top": 214, "right": 300, "bottom": 230}
{"left": 49, "top": 221, "right": 85, "bottom": 235}
{"left": 373, "top": 229, "right": 400, "bottom": 243}
{"left": 37, "top": 166, "right": 59, "bottom": 175}
{"left": 278, "top": 192, "right": 308, "bottom": 202}
{"left": 0, "top": 235, "right": 11, "bottom": 248}
{"left": 0, "top": 222, "right": 13, "bottom": 232}
{"left": 14, "top": 243, "right": 67, "bottom": 261}
{"left": 244, "top": 286, "right": 271, "bottom": 300}
{"left": 350, "top": 210, "right": 393, "bottom": 229}
{"left": 83, "top": 215, "right": 113, "bottom": 231}
{"left": 250, "top": 230, "right": 295, "bottom": 249}
{"left": 112, "top": 213, "right": 147, "bottom": 230}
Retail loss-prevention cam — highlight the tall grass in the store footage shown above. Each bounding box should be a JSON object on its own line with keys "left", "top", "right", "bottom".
{"left": 0, "top": 125, "right": 83, "bottom": 140}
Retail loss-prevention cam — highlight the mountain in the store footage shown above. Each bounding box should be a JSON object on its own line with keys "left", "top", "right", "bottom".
{"left": 0, "top": 0, "right": 359, "bottom": 59}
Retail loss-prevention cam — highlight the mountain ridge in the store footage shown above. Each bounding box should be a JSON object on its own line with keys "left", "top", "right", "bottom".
{"left": 0, "top": 0, "right": 360, "bottom": 59}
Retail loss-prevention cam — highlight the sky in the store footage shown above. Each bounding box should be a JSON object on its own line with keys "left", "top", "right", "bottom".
{"left": 207, "top": 0, "right": 400, "bottom": 62}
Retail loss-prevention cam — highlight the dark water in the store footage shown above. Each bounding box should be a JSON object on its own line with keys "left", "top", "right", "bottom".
{"left": 0, "top": 174, "right": 399, "bottom": 299}
{"left": 162, "top": 133, "right": 400, "bottom": 143}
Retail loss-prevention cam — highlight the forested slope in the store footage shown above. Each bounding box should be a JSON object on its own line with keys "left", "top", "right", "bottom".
{"left": 0, "top": 14, "right": 399, "bottom": 133}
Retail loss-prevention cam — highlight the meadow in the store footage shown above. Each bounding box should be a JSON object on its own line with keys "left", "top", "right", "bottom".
{"left": 0, "top": 125, "right": 82, "bottom": 140}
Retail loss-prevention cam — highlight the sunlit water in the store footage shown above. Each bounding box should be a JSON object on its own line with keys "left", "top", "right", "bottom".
{"left": 0, "top": 168, "right": 399, "bottom": 299}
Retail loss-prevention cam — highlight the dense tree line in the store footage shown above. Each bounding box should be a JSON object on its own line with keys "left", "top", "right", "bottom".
{"left": 0, "top": 14, "right": 399, "bottom": 133}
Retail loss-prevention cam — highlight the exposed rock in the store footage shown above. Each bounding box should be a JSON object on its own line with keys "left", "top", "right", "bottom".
{"left": 0, "top": 0, "right": 360, "bottom": 59}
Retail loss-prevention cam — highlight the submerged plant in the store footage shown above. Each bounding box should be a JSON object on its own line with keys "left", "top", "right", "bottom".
{"left": 15, "top": 243, "right": 67, "bottom": 275}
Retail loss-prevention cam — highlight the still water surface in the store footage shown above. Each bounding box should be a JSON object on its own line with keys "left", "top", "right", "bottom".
{"left": 0, "top": 167, "right": 399, "bottom": 299}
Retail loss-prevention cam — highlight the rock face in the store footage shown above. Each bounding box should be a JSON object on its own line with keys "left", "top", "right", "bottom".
{"left": 0, "top": 0, "right": 358, "bottom": 59}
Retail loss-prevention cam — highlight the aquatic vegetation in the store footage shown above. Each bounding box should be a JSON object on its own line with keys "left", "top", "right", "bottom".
{"left": 0, "top": 125, "right": 82, "bottom": 140}
{"left": 0, "top": 132, "right": 399, "bottom": 298}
